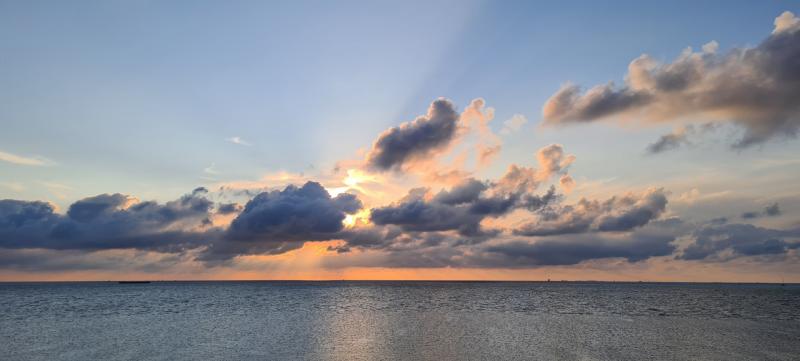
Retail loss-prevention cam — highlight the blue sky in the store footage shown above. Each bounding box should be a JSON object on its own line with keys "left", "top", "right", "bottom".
{"left": 1, "top": 1, "right": 799, "bottom": 280}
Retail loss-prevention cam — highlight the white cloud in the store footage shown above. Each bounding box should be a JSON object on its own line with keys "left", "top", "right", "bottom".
{"left": 204, "top": 163, "right": 219, "bottom": 175}
{"left": 0, "top": 150, "right": 52, "bottom": 166}
{"left": 225, "top": 137, "right": 252, "bottom": 146}
{"left": 500, "top": 114, "right": 528, "bottom": 135}
{"left": 773, "top": 11, "right": 800, "bottom": 34}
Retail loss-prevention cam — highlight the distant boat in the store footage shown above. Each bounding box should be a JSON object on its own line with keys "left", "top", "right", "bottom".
{"left": 118, "top": 281, "right": 151, "bottom": 284}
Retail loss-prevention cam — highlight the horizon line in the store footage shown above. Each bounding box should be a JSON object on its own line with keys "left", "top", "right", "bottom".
{"left": 0, "top": 279, "right": 795, "bottom": 285}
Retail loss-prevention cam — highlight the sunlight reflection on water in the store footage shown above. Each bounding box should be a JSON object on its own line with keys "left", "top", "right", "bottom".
{"left": 1, "top": 281, "right": 799, "bottom": 360}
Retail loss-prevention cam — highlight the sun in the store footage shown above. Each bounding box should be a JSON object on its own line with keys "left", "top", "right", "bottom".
{"left": 343, "top": 209, "right": 371, "bottom": 228}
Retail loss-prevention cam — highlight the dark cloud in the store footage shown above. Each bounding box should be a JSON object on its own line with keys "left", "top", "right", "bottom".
{"left": 226, "top": 182, "right": 360, "bottom": 240}
{"left": 2, "top": 180, "right": 795, "bottom": 271}
{"left": 708, "top": 217, "right": 728, "bottom": 225}
{"left": 0, "top": 191, "right": 217, "bottom": 253}
{"left": 199, "top": 182, "right": 362, "bottom": 262}
{"left": 334, "top": 226, "right": 403, "bottom": 250}
{"left": 67, "top": 193, "right": 130, "bottom": 222}
{"left": 765, "top": 202, "right": 782, "bottom": 216}
{"left": 432, "top": 179, "right": 487, "bottom": 205}
{"left": 646, "top": 124, "right": 718, "bottom": 154}
{"left": 484, "top": 231, "right": 676, "bottom": 266}
{"left": 741, "top": 202, "right": 783, "bottom": 219}
{"left": 217, "top": 202, "right": 243, "bottom": 215}
{"left": 366, "top": 98, "right": 459, "bottom": 171}
{"left": 369, "top": 176, "right": 559, "bottom": 237}
{"left": 0, "top": 200, "right": 61, "bottom": 245}
{"left": 331, "top": 220, "right": 684, "bottom": 269}
{"left": 0, "top": 180, "right": 366, "bottom": 265}
{"left": 543, "top": 84, "right": 650, "bottom": 124}
{"left": 543, "top": 11, "right": 800, "bottom": 148}
{"left": 680, "top": 223, "right": 800, "bottom": 261}
{"left": 741, "top": 211, "right": 761, "bottom": 219}
{"left": 513, "top": 189, "right": 667, "bottom": 236}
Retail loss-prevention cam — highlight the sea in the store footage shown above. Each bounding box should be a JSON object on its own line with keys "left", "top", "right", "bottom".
{"left": 1, "top": 281, "right": 799, "bottom": 360}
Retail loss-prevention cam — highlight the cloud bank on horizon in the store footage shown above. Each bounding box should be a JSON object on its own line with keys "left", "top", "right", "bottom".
{"left": 1, "top": 11, "right": 799, "bottom": 279}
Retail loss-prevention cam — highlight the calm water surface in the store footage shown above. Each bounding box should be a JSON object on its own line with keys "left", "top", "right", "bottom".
{"left": 1, "top": 282, "right": 799, "bottom": 360}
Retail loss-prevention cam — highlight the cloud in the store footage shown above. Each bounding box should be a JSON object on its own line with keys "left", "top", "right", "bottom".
{"left": 0, "top": 181, "right": 794, "bottom": 271}
{"left": 646, "top": 123, "right": 719, "bottom": 154}
{"left": 0, "top": 190, "right": 217, "bottom": 253}
{"left": 66, "top": 193, "right": 132, "bottom": 222}
{"left": 500, "top": 114, "right": 528, "bottom": 135}
{"left": 513, "top": 188, "right": 668, "bottom": 236}
{"left": 536, "top": 144, "right": 575, "bottom": 179}
{"left": 204, "top": 163, "right": 219, "bottom": 175}
{"left": 774, "top": 10, "right": 800, "bottom": 34}
{"left": 369, "top": 186, "right": 499, "bottom": 236}
{"left": 2, "top": 82, "right": 797, "bottom": 275}
{"left": 333, "top": 218, "right": 684, "bottom": 269}
{"left": 199, "top": 182, "right": 362, "bottom": 262}
{"left": 542, "top": 11, "right": 800, "bottom": 148}
{"left": 462, "top": 98, "right": 503, "bottom": 167}
{"left": 217, "top": 202, "right": 243, "bottom": 215}
{"left": 646, "top": 125, "right": 692, "bottom": 154}
{"left": 741, "top": 202, "right": 782, "bottom": 219}
{"left": 559, "top": 175, "right": 575, "bottom": 193}
{"left": 680, "top": 223, "right": 800, "bottom": 261}
{"left": 485, "top": 226, "right": 677, "bottom": 266}
{"left": 765, "top": 202, "right": 782, "bottom": 216}
{"left": 337, "top": 144, "right": 578, "bottom": 251}
{"left": 365, "top": 98, "right": 460, "bottom": 171}
{"left": 361, "top": 143, "right": 573, "bottom": 241}
{"left": 226, "top": 136, "right": 252, "bottom": 146}
{"left": 0, "top": 150, "right": 52, "bottom": 166}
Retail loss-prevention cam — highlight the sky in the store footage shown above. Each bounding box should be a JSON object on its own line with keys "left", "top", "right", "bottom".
{"left": 1, "top": 0, "right": 799, "bottom": 281}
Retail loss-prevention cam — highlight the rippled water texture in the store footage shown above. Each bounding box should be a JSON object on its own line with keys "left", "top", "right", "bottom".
{"left": 2, "top": 282, "right": 799, "bottom": 360}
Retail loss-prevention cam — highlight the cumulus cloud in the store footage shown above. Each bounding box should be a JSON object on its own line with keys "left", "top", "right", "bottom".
{"left": 774, "top": 10, "right": 800, "bottom": 34}
{"left": 366, "top": 98, "right": 460, "bottom": 171}
{"left": 0, "top": 182, "right": 366, "bottom": 266}
{"left": 536, "top": 144, "right": 575, "bottom": 179}
{"left": 680, "top": 223, "right": 800, "bottom": 261}
{"left": 0, "top": 190, "right": 217, "bottom": 253}
{"left": 366, "top": 142, "right": 574, "bottom": 239}
{"left": 369, "top": 179, "right": 558, "bottom": 237}
{"left": 513, "top": 188, "right": 668, "bottom": 236}
{"left": 542, "top": 11, "right": 800, "bottom": 148}
{"left": 485, "top": 225, "right": 677, "bottom": 266}
{"left": 199, "top": 182, "right": 362, "bottom": 262}
{"left": 1, "top": 180, "right": 795, "bottom": 271}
